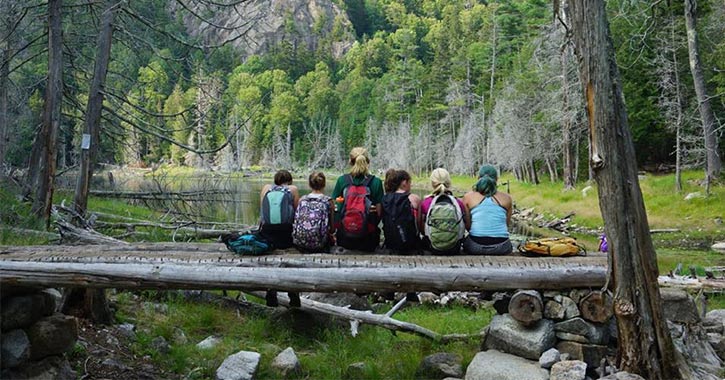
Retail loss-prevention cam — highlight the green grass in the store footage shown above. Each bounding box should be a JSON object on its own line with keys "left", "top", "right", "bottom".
{"left": 121, "top": 293, "right": 491, "bottom": 380}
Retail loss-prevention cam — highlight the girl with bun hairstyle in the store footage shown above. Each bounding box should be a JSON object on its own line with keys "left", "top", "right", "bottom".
{"left": 331, "top": 147, "right": 384, "bottom": 251}
{"left": 461, "top": 165, "right": 513, "bottom": 255}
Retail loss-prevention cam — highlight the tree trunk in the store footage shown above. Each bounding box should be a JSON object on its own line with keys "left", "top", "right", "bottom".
{"left": 485, "top": 17, "right": 497, "bottom": 164}
{"left": 684, "top": 0, "right": 721, "bottom": 183}
{"left": 508, "top": 290, "right": 543, "bottom": 326}
{"left": 567, "top": 1, "right": 680, "bottom": 379}
{"left": 74, "top": 0, "right": 114, "bottom": 215}
{"left": 32, "top": 0, "right": 63, "bottom": 225}
{"left": 562, "top": 41, "right": 576, "bottom": 190}
{"left": 0, "top": 45, "right": 9, "bottom": 172}
{"left": 60, "top": 288, "right": 113, "bottom": 325}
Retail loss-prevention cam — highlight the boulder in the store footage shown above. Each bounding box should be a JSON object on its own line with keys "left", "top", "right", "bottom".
{"left": 172, "top": 327, "right": 188, "bottom": 344}
{"left": 483, "top": 314, "right": 555, "bottom": 360}
{"left": 216, "top": 351, "right": 260, "bottom": 380}
{"left": 1, "top": 293, "right": 56, "bottom": 330}
{"left": 197, "top": 335, "right": 222, "bottom": 350}
{"left": 556, "top": 341, "right": 607, "bottom": 369}
{"left": 561, "top": 297, "right": 581, "bottom": 319}
{"left": 599, "top": 372, "right": 645, "bottom": 380}
{"left": 344, "top": 362, "right": 370, "bottom": 380}
{"left": 464, "top": 350, "right": 549, "bottom": 380}
{"left": 416, "top": 352, "right": 463, "bottom": 379}
{"left": 706, "top": 333, "right": 725, "bottom": 361}
{"left": 0, "top": 355, "right": 76, "bottom": 380}
{"left": 660, "top": 289, "right": 700, "bottom": 324}
{"left": 271, "top": 347, "right": 301, "bottom": 377}
{"left": 117, "top": 323, "right": 136, "bottom": 341}
{"left": 550, "top": 360, "right": 587, "bottom": 380}
{"left": 26, "top": 314, "right": 78, "bottom": 360}
{"left": 703, "top": 309, "right": 725, "bottom": 334}
{"left": 539, "top": 347, "right": 561, "bottom": 369}
{"left": 151, "top": 336, "right": 170, "bottom": 354}
{"left": 1, "top": 329, "right": 30, "bottom": 368}
{"left": 554, "top": 318, "right": 609, "bottom": 345}
{"left": 545, "top": 300, "right": 566, "bottom": 320}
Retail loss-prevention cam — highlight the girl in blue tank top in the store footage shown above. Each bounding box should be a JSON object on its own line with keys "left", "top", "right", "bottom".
{"left": 462, "top": 165, "right": 513, "bottom": 255}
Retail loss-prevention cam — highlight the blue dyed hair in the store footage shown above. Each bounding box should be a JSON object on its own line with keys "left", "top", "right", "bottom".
{"left": 474, "top": 165, "right": 498, "bottom": 197}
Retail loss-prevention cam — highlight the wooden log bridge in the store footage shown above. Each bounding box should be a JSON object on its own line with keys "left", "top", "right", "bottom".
{"left": 0, "top": 243, "right": 608, "bottom": 293}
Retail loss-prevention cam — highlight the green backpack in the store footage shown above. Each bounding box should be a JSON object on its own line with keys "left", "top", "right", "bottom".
{"left": 424, "top": 194, "right": 465, "bottom": 251}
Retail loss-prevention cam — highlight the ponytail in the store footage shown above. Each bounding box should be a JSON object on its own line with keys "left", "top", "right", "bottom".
{"left": 349, "top": 147, "right": 370, "bottom": 177}
{"left": 430, "top": 168, "right": 452, "bottom": 196}
{"left": 475, "top": 165, "right": 498, "bottom": 197}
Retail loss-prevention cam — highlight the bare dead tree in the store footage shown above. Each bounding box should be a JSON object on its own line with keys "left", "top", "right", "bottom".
{"left": 567, "top": 0, "right": 680, "bottom": 378}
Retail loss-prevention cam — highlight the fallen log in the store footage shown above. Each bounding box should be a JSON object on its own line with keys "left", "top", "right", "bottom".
{"left": 0, "top": 259, "right": 608, "bottom": 292}
{"left": 658, "top": 276, "right": 725, "bottom": 291}
{"left": 247, "top": 291, "right": 484, "bottom": 343}
{"left": 508, "top": 290, "right": 543, "bottom": 326}
{"left": 579, "top": 290, "right": 613, "bottom": 323}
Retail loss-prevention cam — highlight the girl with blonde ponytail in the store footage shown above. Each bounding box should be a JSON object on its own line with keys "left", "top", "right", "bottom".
{"left": 331, "top": 147, "right": 384, "bottom": 251}
{"left": 418, "top": 168, "right": 470, "bottom": 255}
{"left": 462, "top": 165, "right": 513, "bottom": 255}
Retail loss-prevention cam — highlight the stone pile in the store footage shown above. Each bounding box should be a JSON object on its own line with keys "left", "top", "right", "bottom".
{"left": 1, "top": 286, "right": 78, "bottom": 380}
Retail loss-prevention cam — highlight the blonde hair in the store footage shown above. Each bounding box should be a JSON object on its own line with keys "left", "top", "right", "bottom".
{"left": 430, "top": 168, "right": 451, "bottom": 195}
{"left": 349, "top": 147, "right": 370, "bottom": 177}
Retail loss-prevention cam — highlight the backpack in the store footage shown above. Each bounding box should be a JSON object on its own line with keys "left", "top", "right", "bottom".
{"left": 382, "top": 192, "right": 419, "bottom": 250}
{"left": 339, "top": 174, "right": 374, "bottom": 238}
{"left": 424, "top": 194, "right": 465, "bottom": 251}
{"left": 519, "top": 237, "right": 585, "bottom": 257}
{"left": 222, "top": 232, "right": 271, "bottom": 255}
{"left": 293, "top": 195, "right": 331, "bottom": 251}
{"left": 261, "top": 185, "right": 294, "bottom": 226}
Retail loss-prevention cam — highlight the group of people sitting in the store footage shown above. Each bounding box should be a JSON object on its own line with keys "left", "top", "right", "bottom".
{"left": 257, "top": 147, "right": 513, "bottom": 257}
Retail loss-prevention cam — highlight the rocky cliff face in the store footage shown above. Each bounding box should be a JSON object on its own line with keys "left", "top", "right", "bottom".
{"left": 171, "top": 0, "right": 355, "bottom": 60}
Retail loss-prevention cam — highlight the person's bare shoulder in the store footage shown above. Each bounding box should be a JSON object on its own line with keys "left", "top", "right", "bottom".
{"left": 497, "top": 192, "right": 513, "bottom": 207}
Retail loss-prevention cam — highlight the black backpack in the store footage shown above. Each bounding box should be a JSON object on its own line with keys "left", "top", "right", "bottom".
{"left": 382, "top": 192, "right": 419, "bottom": 250}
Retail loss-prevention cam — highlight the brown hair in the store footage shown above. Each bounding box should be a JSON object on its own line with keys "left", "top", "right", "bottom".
{"left": 274, "top": 170, "right": 293, "bottom": 185}
{"left": 384, "top": 169, "right": 411, "bottom": 193}
{"left": 308, "top": 171, "right": 326, "bottom": 191}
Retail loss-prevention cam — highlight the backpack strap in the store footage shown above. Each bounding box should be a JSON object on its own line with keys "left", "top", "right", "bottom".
{"left": 344, "top": 174, "right": 354, "bottom": 187}
{"left": 361, "top": 175, "right": 373, "bottom": 188}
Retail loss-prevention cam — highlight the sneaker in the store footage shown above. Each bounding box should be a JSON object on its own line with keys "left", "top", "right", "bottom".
{"left": 265, "top": 291, "right": 279, "bottom": 307}
{"left": 288, "top": 292, "right": 301, "bottom": 308}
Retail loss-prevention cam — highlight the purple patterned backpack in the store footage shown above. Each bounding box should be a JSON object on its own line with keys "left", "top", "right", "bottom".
{"left": 292, "top": 194, "right": 331, "bottom": 251}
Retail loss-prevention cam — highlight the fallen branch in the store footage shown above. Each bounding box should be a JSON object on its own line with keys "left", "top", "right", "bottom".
{"left": 248, "top": 291, "right": 485, "bottom": 343}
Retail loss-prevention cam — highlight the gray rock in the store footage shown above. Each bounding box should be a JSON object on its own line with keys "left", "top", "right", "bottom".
{"left": 418, "top": 292, "right": 439, "bottom": 304}
{"left": 569, "top": 289, "right": 589, "bottom": 304}
{"left": 464, "top": 350, "right": 549, "bottom": 380}
{"left": 560, "top": 353, "right": 571, "bottom": 361}
{"left": 660, "top": 288, "right": 700, "bottom": 324}
{"left": 216, "top": 351, "right": 260, "bottom": 380}
{"left": 561, "top": 297, "right": 581, "bottom": 319}
{"left": 1, "top": 329, "right": 30, "bottom": 368}
{"left": 483, "top": 314, "right": 556, "bottom": 360}
{"left": 539, "top": 347, "right": 561, "bottom": 369}
{"left": 271, "top": 347, "right": 301, "bottom": 377}
{"left": 703, "top": 309, "right": 725, "bottom": 334}
{"left": 711, "top": 242, "right": 725, "bottom": 253}
{"left": 608, "top": 318, "right": 618, "bottom": 341}
{"left": 543, "top": 291, "right": 561, "bottom": 299}
{"left": 197, "top": 335, "right": 222, "bottom": 350}
{"left": 344, "top": 362, "right": 369, "bottom": 380}
{"left": 142, "top": 302, "right": 169, "bottom": 315}
{"left": 599, "top": 372, "right": 646, "bottom": 380}
{"left": 1, "top": 292, "right": 56, "bottom": 330}
{"left": 0, "top": 355, "right": 76, "bottom": 380}
{"left": 117, "top": 323, "right": 136, "bottom": 340}
{"left": 556, "top": 341, "right": 607, "bottom": 369}
{"left": 550, "top": 360, "right": 587, "bottom": 380}
{"left": 706, "top": 333, "right": 725, "bottom": 360}
{"left": 151, "top": 336, "right": 170, "bottom": 354}
{"left": 416, "top": 352, "right": 463, "bottom": 379}
{"left": 42, "top": 288, "right": 63, "bottom": 311}
{"left": 172, "top": 327, "right": 188, "bottom": 344}
{"left": 556, "top": 332, "right": 589, "bottom": 344}
{"left": 545, "top": 300, "right": 566, "bottom": 320}
{"left": 554, "top": 318, "right": 609, "bottom": 345}
{"left": 101, "top": 358, "right": 130, "bottom": 372}
{"left": 27, "top": 314, "right": 78, "bottom": 360}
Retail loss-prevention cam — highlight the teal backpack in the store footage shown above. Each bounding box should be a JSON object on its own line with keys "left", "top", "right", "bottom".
{"left": 222, "top": 232, "right": 271, "bottom": 255}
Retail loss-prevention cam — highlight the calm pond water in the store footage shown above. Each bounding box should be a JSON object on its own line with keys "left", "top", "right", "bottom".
{"left": 59, "top": 172, "right": 533, "bottom": 238}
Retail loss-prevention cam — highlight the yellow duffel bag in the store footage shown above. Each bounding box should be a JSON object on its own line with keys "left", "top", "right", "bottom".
{"left": 519, "top": 237, "right": 586, "bottom": 257}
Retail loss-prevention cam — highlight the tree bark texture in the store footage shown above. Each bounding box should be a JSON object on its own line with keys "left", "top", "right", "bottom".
{"left": 32, "top": 0, "right": 63, "bottom": 224}
{"left": 566, "top": 0, "right": 680, "bottom": 379}
{"left": 579, "top": 290, "right": 613, "bottom": 323}
{"left": 74, "top": 0, "right": 115, "bottom": 215}
{"left": 0, "top": 43, "right": 10, "bottom": 171}
{"left": 508, "top": 290, "right": 543, "bottom": 326}
{"left": 562, "top": 42, "right": 576, "bottom": 190}
{"left": 684, "top": 0, "right": 721, "bottom": 181}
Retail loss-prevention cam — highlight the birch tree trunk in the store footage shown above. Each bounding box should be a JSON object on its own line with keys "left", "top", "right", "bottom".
{"left": 74, "top": 0, "right": 115, "bottom": 215}
{"left": 567, "top": 1, "right": 680, "bottom": 379}
{"left": 684, "top": 0, "right": 721, "bottom": 184}
{"left": 32, "top": 0, "right": 63, "bottom": 225}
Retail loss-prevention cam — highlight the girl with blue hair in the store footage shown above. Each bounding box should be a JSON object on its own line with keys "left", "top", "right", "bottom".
{"left": 461, "top": 165, "right": 513, "bottom": 255}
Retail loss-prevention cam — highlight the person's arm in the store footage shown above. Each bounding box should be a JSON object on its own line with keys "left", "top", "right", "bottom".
{"left": 370, "top": 177, "right": 384, "bottom": 219}
{"left": 289, "top": 185, "right": 300, "bottom": 209}
{"left": 502, "top": 193, "right": 513, "bottom": 227}
{"left": 328, "top": 198, "right": 335, "bottom": 233}
{"left": 260, "top": 184, "right": 271, "bottom": 205}
{"left": 460, "top": 198, "right": 472, "bottom": 230}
